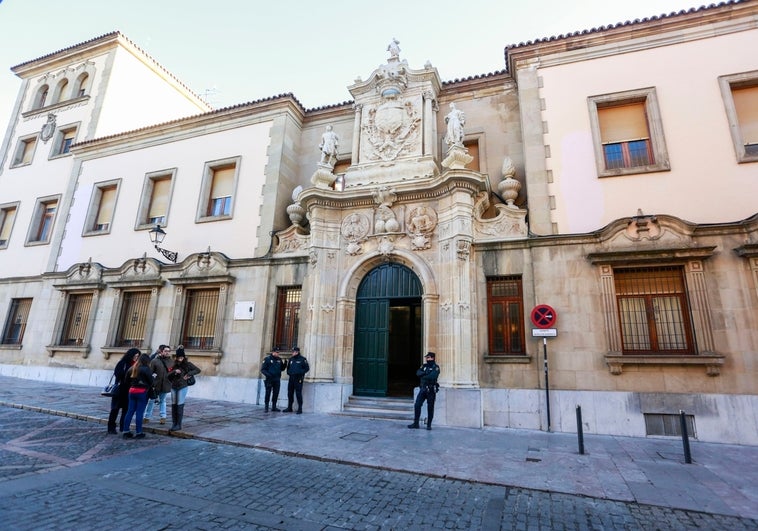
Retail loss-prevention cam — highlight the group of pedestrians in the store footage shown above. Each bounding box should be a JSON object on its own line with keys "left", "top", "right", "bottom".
{"left": 107, "top": 345, "right": 201, "bottom": 439}
{"left": 108, "top": 344, "right": 441, "bottom": 436}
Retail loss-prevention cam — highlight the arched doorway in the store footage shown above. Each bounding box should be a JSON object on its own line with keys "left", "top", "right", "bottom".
{"left": 353, "top": 263, "right": 422, "bottom": 397}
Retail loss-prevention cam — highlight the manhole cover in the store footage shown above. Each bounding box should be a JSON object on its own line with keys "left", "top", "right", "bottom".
{"left": 340, "top": 432, "right": 377, "bottom": 442}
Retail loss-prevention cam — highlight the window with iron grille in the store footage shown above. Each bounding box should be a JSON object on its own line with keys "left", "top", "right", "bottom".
{"left": 182, "top": 288, "right": 220, "bottom": 349}
{"left": 60, "top": 293, "right": 93, "bottom": 346}
{"left": 614, "top": 266, "right": 694, "bottom": 354}
{"left": 486, "top": 276, "right": 525, "bottom": 355}
{"left": 2, "top": 298, "right": 32, "bottom": 345}
{"left": 273, "top": 286, "right": 301, "bottom": 351}
{"left": 116, "top": 291, "right": 151, "bottom": 347}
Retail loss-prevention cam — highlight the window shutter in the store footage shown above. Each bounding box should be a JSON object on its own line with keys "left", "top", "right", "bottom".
{"left": 210, "top": 166, "right": 235, "bottom": 199}
{"left": 96, "top": 187, "right": 116, "bottom": 226}
{"left": 733, "top": 86, "right": 758, "bottom": 144}
{"left": 148, "top": 178, "right": 171, "bottom": 220}
{"left": 0, "top": 208, "right": 16, "bottom": 241}
{"left": 598, "top": 103, "right": 649, "bottom": 143}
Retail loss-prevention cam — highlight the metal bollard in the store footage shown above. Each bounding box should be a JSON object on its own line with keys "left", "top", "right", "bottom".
{"left": 680, "top": 410, "right": 692, "bottom": 464}
{"left": 576, "top": 405, "right": 585, "bottom": 455}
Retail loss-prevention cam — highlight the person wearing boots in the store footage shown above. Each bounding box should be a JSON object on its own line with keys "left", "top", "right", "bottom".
{"left": 283, "top": 347, "right": 309, "bottom": 414}
{"left": 261, "top": 347, "right": 287, "bottom": 412}
{"left": 107, "top": 348, "right": 140, "bottom": 434}
{"left": 408, "top": 352, "right": 440, "bottom": 430}
{"left": 167, "top": 346, "right": 201, "bottom": 432}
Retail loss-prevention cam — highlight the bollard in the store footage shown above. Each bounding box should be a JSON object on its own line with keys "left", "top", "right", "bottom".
{"left": 576, "top": 405, "right": 585, "bottom": 455}
{"left": 679, "top": 410, "right": 692, "bottom": 464}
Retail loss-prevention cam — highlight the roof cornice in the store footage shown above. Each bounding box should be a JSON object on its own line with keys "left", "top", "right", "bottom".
{"left": 506, "top": 1, "right": 757, "bottom": 73}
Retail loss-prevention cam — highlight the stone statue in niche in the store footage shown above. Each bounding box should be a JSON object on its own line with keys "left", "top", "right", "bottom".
{"left": 319, "top": 125, "right": 339, "bottom": 168}
{"left": 444, "top": 103, "right": 465, "bottom": 149}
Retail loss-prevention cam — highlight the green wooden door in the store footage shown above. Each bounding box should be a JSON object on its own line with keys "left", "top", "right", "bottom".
{"left": 354, "top": 299, "right": 389, "bottom": 396}
{"left": 353, "top": 263, "right": 422, "bottom": 397}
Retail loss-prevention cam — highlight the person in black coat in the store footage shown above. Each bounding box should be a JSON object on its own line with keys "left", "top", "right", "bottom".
{"left": 122, "top": 352, "right": 154, "bottom": 439}
{"left": 107, "top": 348, "right": 140, "bottom": 434}
{"left": 283, "top": 347, "right": 309, "bottom": 414}
{"left": 261, "top": 347, "right": 287, "bottom": 412}
{"left": 408, "top": 352, "right": 441, "bottom": 430}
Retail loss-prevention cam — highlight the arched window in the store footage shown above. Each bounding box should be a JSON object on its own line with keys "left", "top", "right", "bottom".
{"left": 52, "top": 79, "right": 69, "bottom": 104}
{"left": 74, "top": 73, "right": 89, "bottom": 98}
{"left": 33, "top": 85, "right": 49, "bottom": 110}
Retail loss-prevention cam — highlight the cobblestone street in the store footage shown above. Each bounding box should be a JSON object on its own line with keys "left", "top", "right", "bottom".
{"left": 1, "top": 407, "right": 756, "bottom": 530}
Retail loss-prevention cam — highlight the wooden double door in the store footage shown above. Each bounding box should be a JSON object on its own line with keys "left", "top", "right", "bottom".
{"left": 353, "top": 264, "right": 422, "bottom": 397}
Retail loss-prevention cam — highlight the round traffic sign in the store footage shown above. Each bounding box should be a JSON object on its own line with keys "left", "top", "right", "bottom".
{"left": 530, "top": 304, "right": 557, "bottom": 329}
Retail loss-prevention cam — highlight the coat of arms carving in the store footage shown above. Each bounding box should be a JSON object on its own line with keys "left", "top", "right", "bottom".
{"left": 362, "top": 98, "right": 421, "bottom": 162}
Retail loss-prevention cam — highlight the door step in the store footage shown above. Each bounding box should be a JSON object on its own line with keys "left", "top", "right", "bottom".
{"left": 340, "top": 395, "right": 414, "bottom": 421}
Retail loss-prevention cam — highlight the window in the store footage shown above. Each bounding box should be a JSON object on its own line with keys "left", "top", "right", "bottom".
{"left": 182, "top": 288, "right": 220, "bottom": 349}
{"left": 463, "top": 139, "right": 480, "bottom": 172}
{"left": 0, "top": 203, "right": 19, "bottom": 249}
{"left": 486, "top": 276, "right": 525, "bottom": 355}
{"left": 614, "top": 267, "right": 694, "bottom": 354}
{"left": 60, "top": 293, "right": 93, "bottom": 346}
{"left": 2, "top": 298, "right": 32, "bottom": 345}
{"left": 197, "top": 157, "right": 240, "bottom": 222}
{"left": 273, "top": 286, "right": 301, "bottom": 351}
{"left": 50, "top": 125, "right": 78, "bottom": 158}
{"left": 719, "top": 72, "right": 758, "bottom": 162}
{"left": 644, "top": 413, "right": 695, "bottom": 438}
{"left": 11, "top": 135, "right": 37, "bottom": 167}
{"left": 136, "top": 170, "right": 175, "bottom": 229}
{"left": 588, "top": 88, "right": 670, "bottom": 177}
{"left": 52, "top": 78, "right": 69, "bottom": 104}
{"left": 115, "top": 291, "right": 151, "bottom": 347}
{"left": 33, "top": 85, "right": 49, "bottom": 110}
{"left": 27, "top": 196, "right": 59, "bottom": 245}
{"left": 74, "top": 73, "right": 89, "bottom": 98}
{"left": 83, "top": 181, "right": 119, "bottom": 235}
{"left": 0, "top": 207, "right": 16, "bottom": 248}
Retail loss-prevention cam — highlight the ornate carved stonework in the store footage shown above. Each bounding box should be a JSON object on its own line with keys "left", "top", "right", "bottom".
{"left": 40, "top": 113, "right": 56, "bottom": 142}
{"left": 456, "top": 239, "right": 472, "bottom": 260}
{"left": 406, "top": 206, "right": 437, "bottom": 250}
{"left": 361, "top": 98, "right": 421, "bottom": 162}
{"left": 273, "top": 225, "right": 310, "bottom": 255}
{"left": 625, "top": 210, "right": 662, "bottom": 241}
{"left": 341, "top": 213, "right": 370, "bottom": 255}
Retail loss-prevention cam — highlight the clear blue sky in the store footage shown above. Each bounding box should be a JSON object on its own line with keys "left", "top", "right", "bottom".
{"left": 0, "top": 0, "right": 705, "bottom": 129}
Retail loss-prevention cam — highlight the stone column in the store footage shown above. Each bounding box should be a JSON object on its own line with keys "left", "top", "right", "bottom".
{"left": 351, "top": 104, "right": 362, "bottom": 165}
{"left": 423, "top": 91, "right": 436, "bottom": 158}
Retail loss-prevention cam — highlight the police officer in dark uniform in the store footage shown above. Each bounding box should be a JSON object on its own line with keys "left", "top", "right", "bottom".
{"left": 408, "top": 352, "right": 440, "bottom": 430}
{"left": 261, "top": 347, "right": 287, "bottom": 412}
{"left": 283, "top": 347, "right": 310, "bottom": 414}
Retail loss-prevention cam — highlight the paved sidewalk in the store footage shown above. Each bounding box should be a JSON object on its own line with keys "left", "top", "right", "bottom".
{"left": 1, "top": 375, "right": 756, "bottom": 521}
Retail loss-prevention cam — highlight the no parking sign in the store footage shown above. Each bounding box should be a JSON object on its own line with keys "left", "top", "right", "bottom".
{"left": 530, "top": 304, "right": 557, "bottom": 329}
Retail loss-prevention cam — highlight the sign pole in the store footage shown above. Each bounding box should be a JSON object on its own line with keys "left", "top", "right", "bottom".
{"left": 543, "top": 337, "right": 551, "bottom": 432}
{"left": 530, "top": 304, "right": 557, "bottom": 433}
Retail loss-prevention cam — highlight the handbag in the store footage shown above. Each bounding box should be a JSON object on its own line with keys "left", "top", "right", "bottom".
{"left": 101, "top": 375, "right": 120, "bottom": 397}
{"left": 186, "top": 374, "right": 196, "bottom": 386}
{"left": 148, "top": 386, "right": 158, "bottom": 399}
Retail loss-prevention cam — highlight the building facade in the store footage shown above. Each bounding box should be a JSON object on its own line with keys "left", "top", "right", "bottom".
{"left": 0, "top": 3, "right": 756, "bottom": 444}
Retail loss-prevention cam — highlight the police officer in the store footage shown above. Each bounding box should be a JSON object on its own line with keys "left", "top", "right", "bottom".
{"left": 283, "top": 347, "right": 310, "bottom": 414}
{"left": 261, "top": 347, "right": 287, "bottom": 412}
{"left": 408, "top": 352, "right": 441, "bottom": 430}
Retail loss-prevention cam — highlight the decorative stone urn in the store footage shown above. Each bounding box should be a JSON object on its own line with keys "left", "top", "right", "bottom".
{"left": 497, "top": 156, "right": 521, "bottom": 206}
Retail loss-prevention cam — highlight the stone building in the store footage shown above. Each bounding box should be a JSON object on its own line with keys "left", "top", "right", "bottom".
{"left": 0, "top": 2, "right": 756, "bottom": 444}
